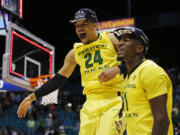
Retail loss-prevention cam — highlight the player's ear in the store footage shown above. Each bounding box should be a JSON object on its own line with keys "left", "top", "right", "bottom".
{"left": 136, "top": 44, "right": 145, "bottom": 54}
{"left": 93, "top": 22, "right": 98, "bottom": 29}
{"left": 94, "top": 22, "right": 99, "bottom": 32}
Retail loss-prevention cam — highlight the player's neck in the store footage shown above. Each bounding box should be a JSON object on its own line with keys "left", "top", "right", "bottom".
{"left": 126, "top": 56, "right": 144, "bottom": 73}
{"left": 92, "top": 33, "right": 99, "bottom": 42}
{"left": 87, "top": 33, "right": 99, "bottom": 44}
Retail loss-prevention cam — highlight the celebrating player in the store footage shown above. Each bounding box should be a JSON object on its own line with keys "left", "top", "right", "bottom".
{"left": 17, "top": 8, "right": 126, "bottom": 135}
{"left": 99, "top": 26, "right": 173, "bottom": 135}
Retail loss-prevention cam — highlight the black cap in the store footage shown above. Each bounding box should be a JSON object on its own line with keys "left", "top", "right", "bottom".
{"left": 114, "top": 27, "right": 149, "bottom": 52}
{"left": 70, "top": 8, "right": 98, "bottom": 23}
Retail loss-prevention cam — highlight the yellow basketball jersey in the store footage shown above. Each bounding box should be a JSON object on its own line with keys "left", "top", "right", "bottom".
{"left": 73, "top": 31, "right": 124, "bottom": 95}
{"left": 123, "top": 59, "right": 173, "bottom": 135}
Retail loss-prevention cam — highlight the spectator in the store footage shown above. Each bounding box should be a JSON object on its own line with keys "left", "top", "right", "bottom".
{"left": 37, "top": 113, "right": 45, "bottom": 133}
{"left": 26, "top": 116, "right": 36, "bottom": 135}
{"left": 53, "top": 113, "right": 61, "bottom": 129}
{"left": 15, "top": 93, "right": 22, "bottom": 104}
{"left": 74, "top": 120, "right": 80, "bottom": 133}
{"left": 0, "top": 125, "right": 8, "bottom": 135}
{"left": 44, "top": 127, "right": 50, "bottom": 135}
{"left": 58, "top": 125, "right": 66, "bottom": 135}
{"left": 19, "top": 131, "right": 25, "bottom": 135}
{"left": 45, "top": 113, "right": 53, "bottom": 128}
{"left": 11, "top": 127, "right": 18, "bottom": 135}
{"left": 49, "top": 104, "right": 56, "bottom": 113}
{"left": 64, "top": 118, "right": 73, "bottom": 131}
{"left": 0, "top": 125, "right": 3, "bottom": 135}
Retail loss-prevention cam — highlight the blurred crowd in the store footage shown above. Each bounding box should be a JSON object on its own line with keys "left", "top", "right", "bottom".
{"left": 0, "top": 61, "right": 180, "bottom": 135}
{"left": 167, "top": 66, "right": 180, "bottom": 135}
{"left": 0, "top": 89, "right": 84, "bottom": 135}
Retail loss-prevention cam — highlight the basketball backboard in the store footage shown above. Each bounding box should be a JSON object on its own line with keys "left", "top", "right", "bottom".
{"left": 2, "top": 22, "right": 55, "bottom": 91}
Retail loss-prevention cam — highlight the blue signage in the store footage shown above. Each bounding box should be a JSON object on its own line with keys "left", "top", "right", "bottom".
{"left": 0, "top": 79, "right": 26, "bottom": 91}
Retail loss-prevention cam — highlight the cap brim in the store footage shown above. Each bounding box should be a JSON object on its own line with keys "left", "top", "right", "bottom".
{"left": 69, "top": 18, "right": 86, "bottom": 24}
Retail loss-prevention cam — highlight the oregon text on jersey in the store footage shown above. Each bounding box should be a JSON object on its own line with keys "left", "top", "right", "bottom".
{"left": 78, "top": 44, "right": 108, "bottom": 56}
{"left": 84, "top": 64, "right": 110, "bottom": 75}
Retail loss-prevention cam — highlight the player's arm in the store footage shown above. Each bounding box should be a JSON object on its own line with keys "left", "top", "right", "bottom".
{"left": 17, "top": 49, "right": 77, "bottom": 118}
{"left": 98, "top": 32, "right": 126, "bottom": 83}
{"left": 108, "top": 32, "right": 119, "bottom": 52}
{"left": 98, "top": 66, "right": 120, "bottom": 83}
{"left": 57, "top": 49, "right": 77, "bottom": 78}
{"left": 141, "top": 66, "right": 170, "bottom": 135}
{"left": 33, "top": 49, "right": 77, "bottom": 98}
{"left": 150, "top": 94, "right": 170, "bottom": 135}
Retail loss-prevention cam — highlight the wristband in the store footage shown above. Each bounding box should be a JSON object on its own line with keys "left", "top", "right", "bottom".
{"left": 34, "top": 73, "right": 68, "bottom": 98}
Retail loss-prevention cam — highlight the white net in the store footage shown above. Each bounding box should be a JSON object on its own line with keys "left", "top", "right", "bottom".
{"left": 41, "top": 89, "right": 58, "bottom": 105}
{"left": 34, "top": 75, "right": 59, "bottom": 105}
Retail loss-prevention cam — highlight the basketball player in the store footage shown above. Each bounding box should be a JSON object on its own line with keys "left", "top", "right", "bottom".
{"left": 99, "top": 27, "right": 173, "bottom": 135}
{"left": 17, "top": 8, "right": 126, "bottom": 135}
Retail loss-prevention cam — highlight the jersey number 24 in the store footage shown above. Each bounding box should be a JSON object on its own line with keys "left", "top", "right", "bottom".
{"left": 84, "top": 50, "right": 103, "bottom": 69}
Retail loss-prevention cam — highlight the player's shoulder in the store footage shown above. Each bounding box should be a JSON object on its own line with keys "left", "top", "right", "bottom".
{"left": 73, "top": 42, "right": 83, "bottom": 49}
{"left": 140, "top": 59, "right": 168, "bottom": 77}
{"left": 74, "top": 42, "right": 82, "bottom": 46}
{"left": 65, "top": 49, "right": 76, "bottom": 63}
{"left": 140, "top": 59, "right": 172, "bottom": 88}
{"left": 142, "top": 59, "right": 158, "bottom": 67}
{"left": 142, "top": 59, "right": 162, "bottom": 69}
{"left": 66, "top": 49, "right": 75, "bottom": 57}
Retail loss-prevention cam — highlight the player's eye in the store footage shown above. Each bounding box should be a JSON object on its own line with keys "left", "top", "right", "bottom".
{"left": 75, "top": 23, "right": 89, "bottom": 28}
{"left": 123, "top": 38, "right": 130, "bottom": 42}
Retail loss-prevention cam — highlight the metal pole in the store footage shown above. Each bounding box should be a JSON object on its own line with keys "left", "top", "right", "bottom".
{"left": 126, "top": 0, "right": 131, "bottom": 17}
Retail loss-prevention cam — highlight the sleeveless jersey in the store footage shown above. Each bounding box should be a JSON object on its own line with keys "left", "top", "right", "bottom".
{"left": 73, "top": 31, "right": 124, "bottom": 95}
{"left": 123, "top": 59, "right": 173, "bottom": 135}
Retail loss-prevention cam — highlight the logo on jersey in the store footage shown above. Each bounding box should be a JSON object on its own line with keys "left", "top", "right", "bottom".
{"left": 124, "top": 84, "right": 136, "bottom": 89}
{"left": 115, "top": 120, "right": 122, "bottom": 133}
{"left": 133, "top": 75, "right": 136, "bottom": 81}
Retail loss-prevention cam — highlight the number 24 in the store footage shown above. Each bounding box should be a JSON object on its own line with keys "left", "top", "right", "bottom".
{"left": 84, "top": 50, "right": 103, "bottom": 69}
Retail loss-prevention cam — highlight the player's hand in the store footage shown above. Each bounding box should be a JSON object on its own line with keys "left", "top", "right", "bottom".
{"left": 35, "top": 78, "right": 48, "bottom": 89}
{"left": 17, "top": 93, "right": 36, "bottom": 118}
{"left": 98, "top": 66, "right": 120, "bottom": 83}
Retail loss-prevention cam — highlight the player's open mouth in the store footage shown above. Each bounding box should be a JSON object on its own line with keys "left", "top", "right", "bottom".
{"left": 79, "top": 33, "right": 86, "bottom": 39}
{"left": 118, "top": 49, "right": 125, "bottom": 56}
{"left": 119, "top": 49, "right": 124, "bottom": 53}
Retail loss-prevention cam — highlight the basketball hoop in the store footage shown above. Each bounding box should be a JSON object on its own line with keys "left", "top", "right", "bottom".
{"left": 29, "top": 74, "right": 59, "bottom": 105}
{"left": 29, "top": 74, "right": 52, "bottom": 87}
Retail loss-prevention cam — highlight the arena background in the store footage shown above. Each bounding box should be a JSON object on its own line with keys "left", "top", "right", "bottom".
{"left": 0, "top": 1, "right": 180, "bottom": 135}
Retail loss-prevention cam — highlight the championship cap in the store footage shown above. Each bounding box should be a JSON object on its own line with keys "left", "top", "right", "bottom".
{"left": 114, "top": 27, "right": 149, "bottom": 52}
{"left": 70, "top": 8, "right": 98, "bottom": 23}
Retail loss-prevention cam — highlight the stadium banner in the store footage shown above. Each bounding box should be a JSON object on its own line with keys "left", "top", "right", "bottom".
{"left": 0, "top": 79, "right": 26, "bottom": 92}
{"left": 98, "top": 17, "right": 135, "bottom": 32}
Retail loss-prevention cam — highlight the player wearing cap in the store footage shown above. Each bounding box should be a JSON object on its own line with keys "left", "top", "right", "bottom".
{"left": 99, "top": 27, "right": 174, "bottom": 135}
{"left": 17, "top": 8, "right": 126, "bottom": 135}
